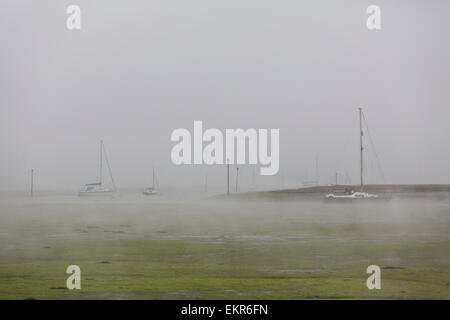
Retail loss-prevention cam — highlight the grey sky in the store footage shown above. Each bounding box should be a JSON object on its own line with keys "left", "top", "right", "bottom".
{"left": 1, "top": 1, "right": 449, "bottom": 191}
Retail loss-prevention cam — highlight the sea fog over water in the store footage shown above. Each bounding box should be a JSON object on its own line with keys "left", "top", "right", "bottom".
{"left": 1, "top": 189, "right": 450, "bottom": 224}
{"left": 1, "top": 1, "right": 450, "bottom": 300}
{"left": 0, "top": 188, "right": 449, "bottom": 299}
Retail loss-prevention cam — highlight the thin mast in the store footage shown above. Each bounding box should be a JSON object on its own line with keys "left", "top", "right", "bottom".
{"left": 235, "top": 167, "right": 239, "bottom": 192}
{"left": 99, "top": 140, "right": 103, "bottom": 185}
{"left": 251, "top": 168, "right": 255, "bottom": 188}
{"left": 152, "top": 167, "right": 155, "bottom": 189}
{"left": 315, "top": 154, "right": 319, "bottom": 186}
{"left": 30, "top": 169, "right": 34, "bottom": 197}
{"left": 359, "top": 108, "right": 363, "bottom": 188}
{"left": 226, "top": 161, "right": 230, "bottom": 196}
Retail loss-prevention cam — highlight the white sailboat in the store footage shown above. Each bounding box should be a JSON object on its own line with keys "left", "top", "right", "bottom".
{"left": 325, "top": 189, "right": 379, "bottom": 200}
{"left": 78, "top": 140, "right": 116, "bottom": 196}
{"left": 142, "top": 167, "right": 158, "bottom": 195}
{"left": 325, "top": 108, "right": 379, "bottom": 201}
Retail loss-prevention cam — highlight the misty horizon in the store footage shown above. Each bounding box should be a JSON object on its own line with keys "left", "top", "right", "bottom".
{"left": 1, "top": 1, "right": 450, "bottom": 192}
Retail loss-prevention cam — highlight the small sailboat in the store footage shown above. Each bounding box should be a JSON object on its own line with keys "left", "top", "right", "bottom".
{"left": 325, "top": 189, "right": 379, "bottom": 200}
{"left": 78, "top": 140, "right": 116, "bottom": 196}
{"left": 325, "top": 108, "right": 380, "bottom": 201}
{"left": 142, "top": 167, "right": 158, "bottom": 195}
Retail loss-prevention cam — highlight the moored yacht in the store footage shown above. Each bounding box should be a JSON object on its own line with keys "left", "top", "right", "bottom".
{"left": 325, "top": 108, "right": 382, "bottom": 201}
{"left": 142, "top": 167, "right": 158, "bottom": 195}
{"left": 78, "top": 140, "right": 116, "bottom": 196}
{"left": 325, "top": 189, "right": 379, "bottom": 201}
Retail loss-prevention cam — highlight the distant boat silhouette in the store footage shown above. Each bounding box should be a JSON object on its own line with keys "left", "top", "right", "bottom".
{"left": 326, "top": 108, "right": 380, "bottom": 201}
{"left": 143, "top": 167, "right": 158, "bottom": 195}
{"left": 78, "top": 140, "right": 116, "bottom": 196}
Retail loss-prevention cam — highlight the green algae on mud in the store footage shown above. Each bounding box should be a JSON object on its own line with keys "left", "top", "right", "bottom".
{"left": 0, "top": 193, "right": 449, "bottom": 299}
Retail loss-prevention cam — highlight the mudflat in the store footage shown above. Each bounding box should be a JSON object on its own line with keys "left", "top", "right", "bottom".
{"left": 0, "top": 191, "right": 449, "bottom": 299}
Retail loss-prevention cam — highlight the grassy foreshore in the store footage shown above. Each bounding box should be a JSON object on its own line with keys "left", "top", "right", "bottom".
{"left": 0, "top": 192, "right": 449, "bottom": 300}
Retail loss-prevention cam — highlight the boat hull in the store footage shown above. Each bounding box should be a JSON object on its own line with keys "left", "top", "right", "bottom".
{"left": 324, "top": 196, "right": 391, "bottom": 203}
{"left": 142, "top": 189, "right": 158, "bottom": 195}
{"left": 78, "top": 189, "right": 116, "bottom": 196}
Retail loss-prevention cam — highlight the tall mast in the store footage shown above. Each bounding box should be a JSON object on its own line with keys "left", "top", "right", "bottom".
{"left": 226, "top": 161, "right": 230, "bottom": 196}
{"left": 359, "top": 108, "right": 363, "bottom": 187}
{"left": 152, "top": 167, "right": 155, "bottom": 189}
{"left": 99, "top": 140, "right": 103, "bottom": 185}
{"left": 251, "top": 168, "right": 256, "bottom": 189}
{"left": 30, "top": 169, "right": 34, "bottom": 197}
{"left": 315, "top": 154, "right": 319, "bottom": 186}
{"left": 235, "top": 167, "right": 239, "bottom": 192}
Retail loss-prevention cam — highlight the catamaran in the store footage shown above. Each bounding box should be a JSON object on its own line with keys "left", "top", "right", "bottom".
{"left": 78, "top": 140, "right": 116, "bottom": 196}
{"left": 142, "top": 167, "right": 158, "bottom": 195}
{"left": 325, "top": 108, "right": 380, "bottom": 201}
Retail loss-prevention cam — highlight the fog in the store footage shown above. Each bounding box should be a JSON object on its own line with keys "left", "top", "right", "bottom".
{"left": 1, "top": 0, "right": 450, "bottom": 192}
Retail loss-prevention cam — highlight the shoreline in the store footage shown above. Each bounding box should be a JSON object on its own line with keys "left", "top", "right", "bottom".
{"left": 224, "top": 184, "right": 450, "bottom": 200}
